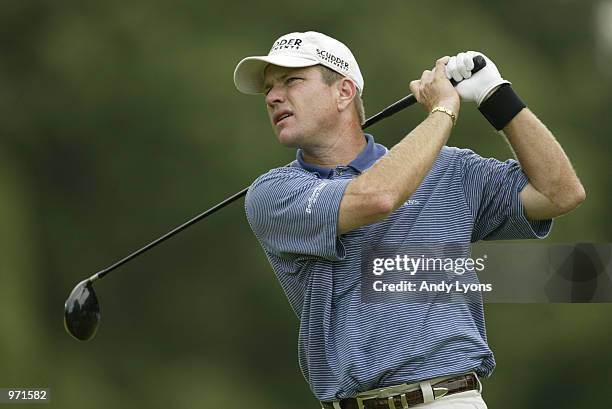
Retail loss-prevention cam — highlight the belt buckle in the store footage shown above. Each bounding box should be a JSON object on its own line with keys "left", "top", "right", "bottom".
{"left": 358, "top": 393, "right": 408, "bottom": 409}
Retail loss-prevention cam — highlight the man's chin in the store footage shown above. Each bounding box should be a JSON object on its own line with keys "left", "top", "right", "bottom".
{"left": 275, "top": 130, "right": 301, "bottom": 148}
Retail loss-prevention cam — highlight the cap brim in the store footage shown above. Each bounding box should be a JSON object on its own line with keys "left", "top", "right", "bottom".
{"left": 233, "top": 55, "right": 319, "bottom": 94}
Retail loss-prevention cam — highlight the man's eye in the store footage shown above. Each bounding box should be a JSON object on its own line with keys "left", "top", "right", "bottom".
{"left": 287, "top": 77, "right": 302, "bottom": 84}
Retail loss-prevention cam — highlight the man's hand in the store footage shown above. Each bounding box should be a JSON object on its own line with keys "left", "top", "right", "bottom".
{"left": 446, "top": 51, "right": 510, "bottom": 106}
{"left": 410, "top": 57, "right": 460, "bottom": 115}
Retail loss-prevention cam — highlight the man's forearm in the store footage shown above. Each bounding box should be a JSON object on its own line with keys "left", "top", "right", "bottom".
{"left": 503, "top": 108, "right": 586, "bottom": 216}
{"left": 368, "top": 111, "right": 454, "bottom": 208}
{"left": 338, "top": 56, "right": 460, "bottom": 234}
{"left": 338, "top": 112, "right": 453, "bottom": 234}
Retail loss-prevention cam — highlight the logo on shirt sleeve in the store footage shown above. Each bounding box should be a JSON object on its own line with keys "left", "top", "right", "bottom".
{"left": 306, "top": 181, "right": 329, "bottom": 214}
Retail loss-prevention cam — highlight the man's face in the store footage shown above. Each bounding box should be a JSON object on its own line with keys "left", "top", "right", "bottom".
{"left": 263, "top": 65, "right": 338, "bottom": 148}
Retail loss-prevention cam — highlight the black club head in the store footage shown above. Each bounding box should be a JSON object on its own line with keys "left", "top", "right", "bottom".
{"left": 64, "top": 279, "right": 100, "bottom": 341}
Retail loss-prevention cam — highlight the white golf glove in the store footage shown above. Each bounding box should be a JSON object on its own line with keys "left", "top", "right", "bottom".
{"left": 446, "top": 51, "right": 510, "bottom": 106}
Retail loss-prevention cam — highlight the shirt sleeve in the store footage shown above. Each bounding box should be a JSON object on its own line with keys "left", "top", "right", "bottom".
{"left": 459, "top": 149, "right": 553, "bottom": 242}
{"left": 244, "top": 167, "right": 350, "bottom": 261}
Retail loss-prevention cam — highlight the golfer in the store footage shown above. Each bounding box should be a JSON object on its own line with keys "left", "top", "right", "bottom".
{"left": 233, "top": 31, "right": 585, "bottom": 409}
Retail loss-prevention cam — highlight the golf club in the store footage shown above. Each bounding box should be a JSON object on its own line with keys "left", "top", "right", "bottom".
{"left": 64, "top": 56, "right": 486, "bottom": 341}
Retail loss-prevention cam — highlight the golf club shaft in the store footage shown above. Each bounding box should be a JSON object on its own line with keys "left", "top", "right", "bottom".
{"left": 89, "top": 97, "right": 408, "bottom": 282}
{"left": 91, "top": 56, "right": 486, "bottom": 282}
{"left": 90, "top": 99, "right": 402, "bottom": 282}
{"left": 91, "top": 188, "right": 248, "bottom": 281}
{"left": 362, "top": 55, "right": 486, "bottom": 127}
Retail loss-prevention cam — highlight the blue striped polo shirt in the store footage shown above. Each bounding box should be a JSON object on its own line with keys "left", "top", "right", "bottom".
{"left": 244, "top": 133, "right": 553, "bottom": 401}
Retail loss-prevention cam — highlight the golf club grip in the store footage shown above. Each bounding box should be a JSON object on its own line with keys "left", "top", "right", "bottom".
{"left": 450, "top": 55, "right": 486, "bottom": 86}
{"left": 362, "top": 55, "right": 486, "bottom": 129}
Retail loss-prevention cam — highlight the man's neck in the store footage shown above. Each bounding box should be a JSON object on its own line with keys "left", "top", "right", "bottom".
{"left": 300, "top": 124, "right": 366, "bottom": 168}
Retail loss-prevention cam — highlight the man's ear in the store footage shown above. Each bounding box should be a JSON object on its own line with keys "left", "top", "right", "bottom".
{"left": 336, "top": 77, "right": 357, "bottom": 112}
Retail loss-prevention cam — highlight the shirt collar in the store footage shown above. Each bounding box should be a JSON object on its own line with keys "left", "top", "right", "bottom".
{"left": 292, "top": 134, "right": 388, "bottom": 178}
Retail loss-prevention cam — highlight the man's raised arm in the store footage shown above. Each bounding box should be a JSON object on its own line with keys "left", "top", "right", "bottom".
{"left": 338, "top": 57, "right": 459, "bottom": 234}
{"left": 445, "top": 51, "right": 585, "bottom": 220}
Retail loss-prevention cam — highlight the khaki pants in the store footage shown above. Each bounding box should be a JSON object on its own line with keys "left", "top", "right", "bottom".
{"left": 421, "top": 390, "right": 487, "bottom": 409}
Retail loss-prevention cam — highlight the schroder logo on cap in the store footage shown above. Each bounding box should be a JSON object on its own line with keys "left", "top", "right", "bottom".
{"left": 233, "top": 31, "right": 364, "bottom": 95}
{"left": 269, "top": 37, "right": 304, "bottom": 52}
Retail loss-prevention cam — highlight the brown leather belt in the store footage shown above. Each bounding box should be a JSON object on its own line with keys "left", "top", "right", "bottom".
{"left": 320, "top": 374, "right": 478, "bottom": 409}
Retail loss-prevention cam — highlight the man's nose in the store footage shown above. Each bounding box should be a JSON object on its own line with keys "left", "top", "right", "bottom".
{"left": 265, "top": 85, "right": 285, "bottom": 106}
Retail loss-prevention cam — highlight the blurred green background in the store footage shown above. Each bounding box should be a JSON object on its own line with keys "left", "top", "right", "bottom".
{"left": 1, "top": 0, "right": 611, "bottom": 408}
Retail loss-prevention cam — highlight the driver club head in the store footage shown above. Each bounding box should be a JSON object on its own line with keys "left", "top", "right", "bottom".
{"left": 64, "top": 279, "right": 100, "bottom": 341}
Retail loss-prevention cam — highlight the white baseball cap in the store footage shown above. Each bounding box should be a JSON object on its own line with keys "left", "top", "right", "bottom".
{"left": 233, "top": 31, "right": 364, "bottom": 96}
